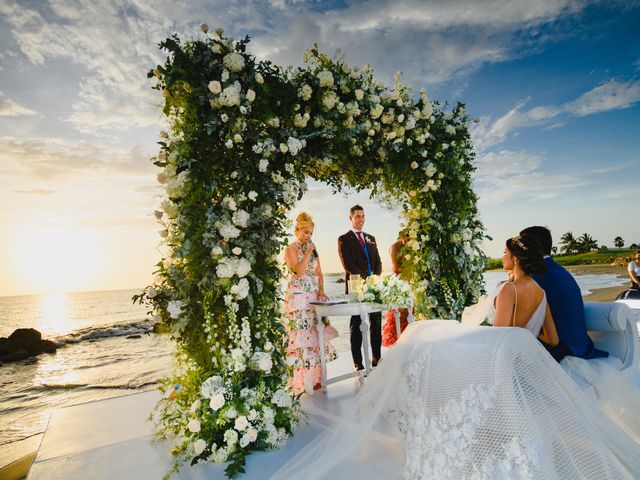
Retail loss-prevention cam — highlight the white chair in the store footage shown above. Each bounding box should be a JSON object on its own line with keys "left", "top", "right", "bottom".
{"left": 584, "top": 302, "right": 639, "bottom": 382}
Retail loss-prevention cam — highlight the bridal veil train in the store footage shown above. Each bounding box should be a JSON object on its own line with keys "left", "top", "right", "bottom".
{"left": 272, "top": 320, "right": 640, "bottom": 479}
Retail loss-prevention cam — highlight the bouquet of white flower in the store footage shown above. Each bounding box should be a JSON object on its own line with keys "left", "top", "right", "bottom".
{"left": 357, "top": 273, "right": 413, "bottom": 308}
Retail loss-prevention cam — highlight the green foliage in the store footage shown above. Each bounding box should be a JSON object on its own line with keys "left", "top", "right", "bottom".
{"left": 136, "top": 28, "right": 487, "bottom": 478}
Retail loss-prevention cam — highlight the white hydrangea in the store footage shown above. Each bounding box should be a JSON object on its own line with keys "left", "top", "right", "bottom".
{"left": 211, "top": 446, "right": 228, "bottom": 463}
{"left": 239, "top": 434, "right": 250, "bottom": 448}
{"left": 293, "top": 112, "right": 310, "bottom": 128}
{"left": 258, "top": 158, "right": 269, "bottom": 172}
{"left": 321, "top": 91, "right": 338, "bottom": 111}
{"left": 317, "top": 69, "right": 334, "bottom": 88}
{"left": 167, "top": 300, "right": 184, "bottom": 319}
{"left": 287, "top": 136, "right": 303, "bottom": 156}
{"left": 216, "top": 256, "right": 237, "bottom": 278}
{"left": 210, "top": 245, "right": 224, "bottom": 258}
{"left": 232, "top": 209, "right": 250, "bottom": 228}
{"left": 298, "top": 83, "right": 313, "bottom": 100}
{"left": 236, "top": 257, "right": 251, "bottom": 278}
{"left": 219, "top": 81, "right": 241, "bottom": 107}
{"left": 272, "top": 388, "right": 292, "bottom": 408}
{"left": 224, "top": 429, "right": 238, "bottom": 446}
{"left": 223, "top": 52, "right": 245, "bottom": 72}
{"left": 251, "top": 351, "right": 273, "bottom": 372}
{"left": 445, "top": 124, "right": 456, "bottom": 135}
{"left": 218, "top": 222, "right": 241, "bottom": 240}
{"left": 248, "top": 191, "right": 258, "bottom": 201}
{"left": 230, "top": 278, "right": 250, "bottom": 299}
{"left": 370, "top": 104, "right": 384, "bottom": 119}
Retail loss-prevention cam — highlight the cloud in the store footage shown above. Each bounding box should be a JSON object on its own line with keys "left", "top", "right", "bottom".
{"left": 472, "top": 79, "right": 640, "bottom": 150}
{"left": 473, "top": 149, "right": 587, "bottom": 204}
{"left": 0, "top": 136, "right": 156, "bottom": 180}
{"left": 0, "top": 91, "right": 37, "bottom": 116}
{"left": 0, "top": 0, "right": 596, "bottom": 136}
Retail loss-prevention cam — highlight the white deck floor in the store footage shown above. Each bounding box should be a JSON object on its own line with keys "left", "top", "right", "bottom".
{"left": 27, "top": 352, "right": 396, "bottom": 480}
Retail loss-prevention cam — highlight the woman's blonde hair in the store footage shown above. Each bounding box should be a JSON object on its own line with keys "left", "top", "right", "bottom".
{"left": 295, "top": 212, "right": 314, "bottom": 230}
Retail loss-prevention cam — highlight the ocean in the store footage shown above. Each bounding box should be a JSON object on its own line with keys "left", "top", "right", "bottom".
{"left": 0, "top": 271, "right": 628, "bottom": 462}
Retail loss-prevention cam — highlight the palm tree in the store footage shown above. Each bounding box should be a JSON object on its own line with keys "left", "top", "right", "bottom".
{"left": 577, "top": 233, "right": 598, "bottom": 253}
{"left": 614, "top": 236, "right": 624, "bottom": 249}
{"left": 560, "top": 232, "right": 577, "bottom": 255}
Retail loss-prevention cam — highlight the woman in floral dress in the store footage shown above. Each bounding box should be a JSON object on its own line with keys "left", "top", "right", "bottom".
{"left": 382, "top": 237, "right": 410, "bottom": 346}
{"left": 284, "top": 212, "right": 338, "bottom": 394}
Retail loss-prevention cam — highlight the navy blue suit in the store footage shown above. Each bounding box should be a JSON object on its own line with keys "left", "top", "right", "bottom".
{"left": 533, "top": 257, "right": 607, "bottom": 359}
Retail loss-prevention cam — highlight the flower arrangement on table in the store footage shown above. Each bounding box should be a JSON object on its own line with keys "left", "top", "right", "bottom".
{"left": 356, "top": 273, "right": 414, "bottom": 308}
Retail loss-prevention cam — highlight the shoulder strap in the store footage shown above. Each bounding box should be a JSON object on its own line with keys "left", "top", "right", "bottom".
{"left": 506, "top": 281, "right": 518, "bottom": 327}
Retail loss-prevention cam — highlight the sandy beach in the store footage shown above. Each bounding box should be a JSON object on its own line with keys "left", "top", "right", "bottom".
{"left": 563, "top": 264, "right": 631, "bottom": 302}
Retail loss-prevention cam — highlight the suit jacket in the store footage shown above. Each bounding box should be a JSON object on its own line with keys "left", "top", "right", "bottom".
{"left": 533, "top": 257, "right": 607, "bottom": 359}
{"left": 338, "top": 231, "right": 382, "bottom": 293}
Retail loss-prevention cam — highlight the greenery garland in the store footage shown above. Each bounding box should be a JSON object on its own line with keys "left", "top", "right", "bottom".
{"left": 134, "top": 25, "right": 487, "bottom": 478}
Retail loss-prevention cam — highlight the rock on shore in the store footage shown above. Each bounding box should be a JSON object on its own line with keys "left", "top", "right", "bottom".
{"left": 0, "top": 328, "right": 57, "bottom": 363}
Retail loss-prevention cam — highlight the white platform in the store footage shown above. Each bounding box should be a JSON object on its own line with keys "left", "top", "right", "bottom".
{"left": 28, "top": 352, "right": 393, "bottom": 480}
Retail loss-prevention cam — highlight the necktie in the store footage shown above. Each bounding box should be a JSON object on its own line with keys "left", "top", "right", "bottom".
{"left": 357, "top": 232, "right": 365, "bottom": 248}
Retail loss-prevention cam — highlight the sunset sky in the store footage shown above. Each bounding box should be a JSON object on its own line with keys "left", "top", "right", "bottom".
{"left": 1, "top": 0, "right": 639, "bottom": 296}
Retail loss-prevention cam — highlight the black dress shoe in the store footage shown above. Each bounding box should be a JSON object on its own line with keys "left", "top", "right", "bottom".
{"left": 371, "top": 357, "right": 380, "bottom": 367}
{"left": 354, "top": 363, "right": 365, "bottom": 372}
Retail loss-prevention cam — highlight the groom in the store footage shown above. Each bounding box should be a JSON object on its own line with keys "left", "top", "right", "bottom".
{"left": 520, "top": 226, "right": 608, "bottom": 361}
{"left": 338, "top": 205, "right": 382, "bottom": 371}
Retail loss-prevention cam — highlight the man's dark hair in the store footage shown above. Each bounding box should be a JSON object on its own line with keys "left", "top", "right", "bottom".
{"left": 350, "top": 204, "right": 364, "bottom": 216}
{"left": 520, "top": 226, "right": 552, "bottom": 256}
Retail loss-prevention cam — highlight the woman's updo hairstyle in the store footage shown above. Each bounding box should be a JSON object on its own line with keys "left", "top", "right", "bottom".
{"left": 295, "top": 212, "right": 314, "bottom": 230}
{"left": 506, "top": 234, "right": 546, "bottom": 276}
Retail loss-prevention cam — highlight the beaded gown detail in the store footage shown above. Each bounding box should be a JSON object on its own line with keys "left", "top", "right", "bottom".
{"left": 284, "top": 247, "right": 338, "bottom": 394}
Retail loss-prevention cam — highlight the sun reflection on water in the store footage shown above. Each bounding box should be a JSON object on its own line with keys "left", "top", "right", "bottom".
{"left": 38, "top": 293, "right": 73, "bottom": 336}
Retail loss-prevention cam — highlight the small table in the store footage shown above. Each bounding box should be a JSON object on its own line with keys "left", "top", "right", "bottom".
{"left": 314, "top": 302, "right": 413, "bottom": 392}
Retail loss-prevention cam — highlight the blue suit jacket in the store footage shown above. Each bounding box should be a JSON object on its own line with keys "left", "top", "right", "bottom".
{"left": 533, "top": 257, "right": 607, "bottom": 359}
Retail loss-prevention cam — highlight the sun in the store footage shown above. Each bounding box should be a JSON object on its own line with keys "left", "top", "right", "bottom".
{"left": 12, "top": 224, "right": 100, "bottom": 294}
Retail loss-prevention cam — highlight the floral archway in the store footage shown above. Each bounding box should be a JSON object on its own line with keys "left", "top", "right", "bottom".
{"left": 136, "top": 26, "right": 486, "bottom": 478}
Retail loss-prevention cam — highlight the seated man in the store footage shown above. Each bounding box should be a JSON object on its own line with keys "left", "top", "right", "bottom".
{"left": 520, "top": 226, "right": 608, "bottom": 361}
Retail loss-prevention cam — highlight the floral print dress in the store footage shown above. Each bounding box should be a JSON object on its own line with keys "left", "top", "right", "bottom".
{"left": 284, "top": 248, "right": 338, "bottom": 394}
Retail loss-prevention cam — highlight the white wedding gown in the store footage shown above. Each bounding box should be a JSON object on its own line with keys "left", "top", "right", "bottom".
{"left": 272, "top": 285, "right": 640, "bottom": 480}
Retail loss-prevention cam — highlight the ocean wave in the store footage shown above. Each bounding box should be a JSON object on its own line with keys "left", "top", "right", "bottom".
{"left": 54, "top": 320, "right": 155, "bottom": 346}
{"left": 37, "top": 380, "right": 158, "bottom": 391}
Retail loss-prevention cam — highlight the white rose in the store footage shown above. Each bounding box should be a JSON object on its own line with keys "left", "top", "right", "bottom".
{"left": 208, "top": 81, "right": 222, "bottom": 94}
{"left": 188, "top": 418, "right": 201, "bottom": 433}
{"left": 233, "top": 134, "right": 243, "bottom": 143}
{"left": 255, "top": 73, "right": 264, "bottom": 84}
{"left": 317, "top": 70, "right": 334, "bottom": 88}
{"left": 234, "top": 416, "right": 249, "bottom": 431}
{"left": 321, "top": 91, "right": 338, "bottom": 111}
{"left": 410, "top": 161, "right": 419, "bottom": 169}
{"left": 210, "top": 393, "right": 225, "bottom": 411}
{"left": 247, "top": 428, "right": 258, "bottom": 442}
{"left": 279, "top": 143, "right": 288, "bottom": 153}
{"left": 193, "top": 438, "right": 207, "bottom": 455}
{"left": 355, "top": 89, "right": 364, "bottom": 100}
{"left": 246, "top": 89, "right": 256, "bottom": 102}
{"left": 232, "top": 247, "right": 242, "bottom": 255}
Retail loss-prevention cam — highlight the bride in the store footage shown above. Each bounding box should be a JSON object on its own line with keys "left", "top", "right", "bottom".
{"left": 272, "top": 235, "right": 640, "bottom": 479}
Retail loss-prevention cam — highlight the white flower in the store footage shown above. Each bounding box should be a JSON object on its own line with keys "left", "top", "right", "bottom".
{"left": 225, "top": 406, "right": 237, "bottom": 419}
{"left": 188, "top": 418, "right": 201, "bottom": 433}
{"left": 355, "top": 89, "right": 364, "bottom": 100}
{"left": 445, "top": 124, "right": 456, "bottom": 135}
{"left": 210, "top": 393, "right": 225, "bottom": 411}
{"left": 230, "top": 278, "right": 250, "bottom": 299}
{"left": 221, "top": 69, "right": 229, "bottom": 82}
{"left": 279, "top": 143, "right": 289, "bottom": 153}
{"left": 193, "top": 438, "right": 207, "bottom": 455}
{"left": 190, "top": 399, "right": 201, "bottom": 413}
{"left": 317, "top": 69, "right": 334, "bottom": 88}
{"left": 287, "top": 136, "right": 303, "bottom": 156}
{"left": 223, "top": 52, "right": 245, "bottom": 72}
{"left": 224, "top": 429, "right": 238, "bottom": 446}
{"left": 251, "top": 351, "right": 273, "bottom": 372}
{"left": 297, "top": 83, "right": 313, "bottom": 101}
{"left": 147, "top": 287, "right": 158, "bottom": 298}
{"left": 211, "top": 246, "right": 224, "bottom": 258}
{"left": 212, "top": 43, "right": 222, "bottom": 54}
{"left": 220, "top": 113, "right": 229, "bottom": 122}
{"left": 321, "top": 91, "right": 338, "bottom": 111}
{"left": 225, "top": 139, "right": 233, "bottom": 149}
{"left": 255, "top": 73, "right": 264, "bottom": 84}
{"left": 411, "top": 161, "right": 419, "bottom": 169}
{"left": 232, "top": 209, "right": 250, "bottom": 228}
{"left": 258, "top": 159, "right": 269, "bottom": 172}
{"left": 293, "top": 112, "right": 310, "bottom": 128}
{"left": 246, "top": 89, "right": 256, "bottom": 102}
{"left": 201, "top": 375, "right": 224, "bottom": 398}
{"left": 167, "top": 300, "right": 184, "bottom": 319}
{"left": 272, "top": 388, "right": 292, "bottom": 408}
{"left": 248, "top": 191, "right": 258, "bottom": 201}
{"left": 219, "top": 81, "right": 241, "bottom": 107}
{"left": 234, "top": 416, "right": 249, "bottom": 431}
{"left": 268, "top": 117, "right": 280, "bottom": 127}
{"left": 247, "top": 428, "right": 258, "bottom": 442}
{"left": 239, "top": 434, "right": 250, "bottom": 448}
{"left": 208, "top": 80, "right": 222, "bottom": 94}
{"left": 232, "top": 247, "right": 242, "bottom": 255}
{"left": 212, "top": 446, "right": 228, "bottom": 463}
{"left": 236, "top": 257, "right": 251, "bottom": 278}
{"left": 398, "top": 113, "right": 405, "bottom": 123}
{"left": 233, "top": 134, "right": 243, "bottom": 143}
{"left": 219, "top": 223, "right": 240, "bottom": 240}
{"left": 370, "top": 104, "right": 384, "bottom": 119}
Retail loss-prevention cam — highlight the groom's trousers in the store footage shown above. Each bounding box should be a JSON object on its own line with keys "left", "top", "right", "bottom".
{"left": 350, "top": 312, "right": 382, "bottom": 365}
